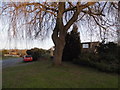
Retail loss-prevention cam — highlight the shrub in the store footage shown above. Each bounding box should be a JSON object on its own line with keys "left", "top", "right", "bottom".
{"left": 97, "top": 42, "right": 117, "bottom": 54}
{"left": 73, "top": 53, "right": 119, "bottom": 73}
{"left": 98, "top": 53, "right": 118, "bottom": 64}
{"left": 95, "top": 62, "right": 119, "bottom": 73}
{"left": 26, "top": 48, "right": 47, "bottom": 60}
{"left": 97, "top": 42, "right": 119, "bottom": 63}
{"left": 73, "top": 42, "right": 119, "bottom": 73}
{"left": 73, "top": 53, "right": 95, "bottom": 66}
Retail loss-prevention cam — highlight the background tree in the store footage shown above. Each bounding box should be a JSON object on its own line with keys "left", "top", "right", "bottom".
{"left": 2, "top": 50, "right": 8, "bottom": 56}
{"left": 1, "top": 1, "right": 119, "bottom": 65}
{"left": 62, "top": 24, "right": 81, "bottom": 61}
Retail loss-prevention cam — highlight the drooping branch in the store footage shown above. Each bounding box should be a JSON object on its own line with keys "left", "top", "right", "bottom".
{"left": 1, "top": 1, "right": 118, "bottom": 42}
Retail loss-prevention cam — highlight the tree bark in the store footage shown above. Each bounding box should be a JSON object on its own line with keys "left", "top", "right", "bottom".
{"left": 51, "top": 2, "right": 66, "bottom": 66}
{"left": 52, "top": 24, "right": 66, "bottom": 66}
{"left": 53, "top": 38, "right": 65, "bottom": 66}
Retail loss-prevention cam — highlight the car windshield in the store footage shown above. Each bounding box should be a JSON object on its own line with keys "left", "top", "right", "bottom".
{"left": 25, "top": 55, "right": 32, "bottom": 58}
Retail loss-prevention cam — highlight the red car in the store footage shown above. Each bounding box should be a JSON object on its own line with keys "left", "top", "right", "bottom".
{"left": 23, "top": 55, "right": 33, "bottom": 62}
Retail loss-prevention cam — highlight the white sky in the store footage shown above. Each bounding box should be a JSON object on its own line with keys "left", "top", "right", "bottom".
{"left": 0, "top": 2, "right": 118, "bottom": 50}
{"left": 0, "top": 21, "right": 101, "bottom": 50}
{"left": 0, "top": 18, "right": 117, "bottom": 50}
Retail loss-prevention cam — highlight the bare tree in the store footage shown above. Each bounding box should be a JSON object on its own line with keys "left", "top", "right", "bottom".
{"left": 1, "top": 1, "right": 118, "bottom": 65}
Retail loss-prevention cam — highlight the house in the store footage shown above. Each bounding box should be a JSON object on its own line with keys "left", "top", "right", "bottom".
{"left": 4, "top": 49, "right": 27, "bottom": 57}
{"left": 81, "top": 42, "right": 100, "bottom": 53}
{"left": 49, "top": 46, "right": 55, "bottom": 58}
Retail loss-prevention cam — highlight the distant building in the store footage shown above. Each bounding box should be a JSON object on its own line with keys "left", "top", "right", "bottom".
{"left": 49, "top": 46, "right": 55, "bottom": 57}
{"left": 81, "top": 42, "right": 100, "bottom": 53}
{"left": 4, "top": 49, "right": 27, "bottom": 57}
{"left": 48, "top": 42, "right": 100, "bottom": 56}
{"left": 9, "top": 49, "right": 18, "bottom": 55}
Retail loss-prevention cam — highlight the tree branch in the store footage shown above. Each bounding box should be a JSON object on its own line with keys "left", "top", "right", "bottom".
{"left": 65, "top": 2, "right": 96, "bottom": 30}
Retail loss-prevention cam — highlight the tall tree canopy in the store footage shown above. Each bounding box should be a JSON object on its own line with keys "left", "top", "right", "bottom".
{"left": 0, "top": 1, "right": 119, "bottom": 65}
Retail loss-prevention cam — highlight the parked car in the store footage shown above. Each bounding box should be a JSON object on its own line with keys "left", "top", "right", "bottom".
{"left": 23, "top": 55, "right": 33, "bottom": 62}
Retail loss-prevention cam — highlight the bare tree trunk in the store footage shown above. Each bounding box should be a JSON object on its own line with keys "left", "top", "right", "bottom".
{"left": 52, "top": 23, "right": 66, "bottom": 66}
{"left": 53, "top": 39, "right": 65, "bottom": 65}
{"left": 51, "top": 2, "right": 66, "bottom": 66}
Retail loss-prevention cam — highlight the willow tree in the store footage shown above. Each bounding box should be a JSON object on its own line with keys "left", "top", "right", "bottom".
{"left": 1, "top": 1, "right": 118, "bottom": 65}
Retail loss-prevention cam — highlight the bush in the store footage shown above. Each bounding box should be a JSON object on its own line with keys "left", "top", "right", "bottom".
{"left": 72, "top": 42, "right": 119, "bottom": 73}
{"left": 97, "top": 42, "right": 117, "bottom": 54}
{"left": 95, "top": 62, "right": 119, "bottom": 73}
{"left": 98, "top": 53, "right": 118, "bottom": 64}
{"left": 73, "top": 52, "right": 119, "bottom": 73}
{"left": 73, "top": 53, "right": 97, "bottom": 67}
{"left": 26, "top": 48, "right": 47, "bottom": 60}
{"left": 97, "top": 42, "right": 119, "bottom": 63}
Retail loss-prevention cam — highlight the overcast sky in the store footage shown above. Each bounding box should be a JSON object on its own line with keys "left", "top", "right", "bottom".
{"left": 0, "top": 2, "right": 118, "bottom": 50}
{"left": 0, "top": 20, "right": 105, "bottom": 50}
{"left": 0, "top": 20, "right": 101, "bottom": 50}
{"left": 0, "top": 16, "right": 117, "bottom": 50}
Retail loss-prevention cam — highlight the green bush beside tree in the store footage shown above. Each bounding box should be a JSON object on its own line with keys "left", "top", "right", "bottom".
{"left": 73, "top": 42, "right": 120, "bottom": 73}
{"left": 26, "top": 48, "right": 48, "bottom": 60}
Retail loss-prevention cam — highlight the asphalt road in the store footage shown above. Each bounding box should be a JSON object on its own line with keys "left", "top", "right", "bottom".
{"left": 1, "top": 58, "right": 37, "bottom": 69}
{"left": 2, "top": 58, "right": 23, "bottom": 68}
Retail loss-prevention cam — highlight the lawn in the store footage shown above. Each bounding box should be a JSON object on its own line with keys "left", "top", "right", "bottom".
{"left": 2, "top": 59, "right": 119, "bottom": 88}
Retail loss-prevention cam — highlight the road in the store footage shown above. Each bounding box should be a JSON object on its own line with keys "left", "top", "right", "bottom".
{"left": 1, "top": 58, "right": 23, "bottom": 68}
{"left": 1, "top": 58, "right": 37, "bottom": 69}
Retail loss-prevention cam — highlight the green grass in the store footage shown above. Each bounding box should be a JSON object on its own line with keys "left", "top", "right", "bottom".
{"left": 2, "top": 59, "right": 119, "bottom": 88}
